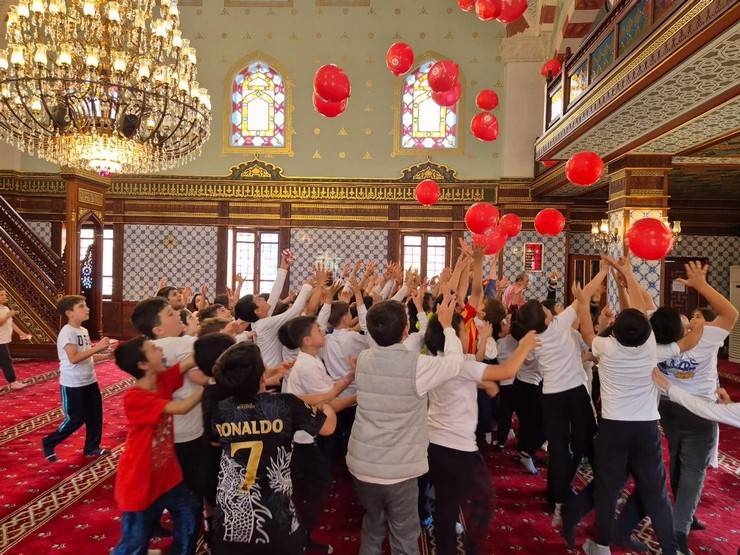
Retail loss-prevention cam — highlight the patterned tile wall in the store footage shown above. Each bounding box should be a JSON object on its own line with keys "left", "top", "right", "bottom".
{"left": 569, "top": 232, "right": 600, "bottom": 256}
{"left": 671, "top": 235, "right": 740, "bottom": 298}
{"left": 501, "top": 231, "right": 567, "bottom": 302}
{"left": 122, "top": 225, "right": 218, "bottom": 301}
{"left": 289, "top": 228, "right": 388, "bottom": 288}
{"left": 25, "top": 220, "right": 52, "bottom": 249}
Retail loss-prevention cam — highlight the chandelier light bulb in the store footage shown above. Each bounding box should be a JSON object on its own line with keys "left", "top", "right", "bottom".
{"left": 82, "top": 1, "right": 96, "bottom": 17}
{"left": 17, "top": 1, "right": 30, "bottom": 18}
{"left": 10, "top": 45, "right": 25, "bottom": 66}
{"left": 30, "top": 0, "right": 45, "bottom": 15}
{"left": 48, "top": 0, "right": 62, "bottom": 14}
{"left": 1, "top": 84, "right": 10, "bottom": 98}
{"left": 107, "top": 2, "right": 122, "bottom": 23}
{"left": 85, "top": 47, "right": 100, "bottom": 68}
{"left": 171, "top": 30, "right": 182, "bottom": 48}
{"left": 112, "top": 51, "right": 127, "bottom": 73}
{"left": 57, "top": 43, "right": 73, "bottom": 66}
{"left": 33, "top": 44, "right": 48, "bottom": 66}
{"left": 138, "top": 61, "right": 151, "bottom": 80}
{"left": 30, "top": 96, "right": 42, "bottom": 112}
{"left": 0, "top": 52, "right": 8, "bottom": 71}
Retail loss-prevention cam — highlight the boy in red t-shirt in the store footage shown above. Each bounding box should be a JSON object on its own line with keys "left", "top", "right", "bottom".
{"left": 112, "top": 336, "right": 204, "bottom": 555}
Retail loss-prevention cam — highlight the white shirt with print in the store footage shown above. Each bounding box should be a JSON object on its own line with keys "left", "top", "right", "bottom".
{"left": 57, "top": 324, "right": 97, "bottom": 387}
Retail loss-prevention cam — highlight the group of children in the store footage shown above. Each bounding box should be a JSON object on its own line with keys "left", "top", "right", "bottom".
{"left": 6, "top": 238, "right": 736, "bottom": 555}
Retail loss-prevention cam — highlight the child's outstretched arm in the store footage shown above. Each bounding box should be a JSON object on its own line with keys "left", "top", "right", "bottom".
{"left": 479, "top": 331, "right": 539, "bottom": 381}
{"left": 164, "top": 387, "right": 203, "bottom": 415}
{"left": 676, "top": 261, "right": 738, "bottom": 331}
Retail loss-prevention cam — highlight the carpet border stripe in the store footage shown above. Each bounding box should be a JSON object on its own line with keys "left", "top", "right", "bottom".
{"left": 0, "top": 370, "right": 60, "bottom": 397}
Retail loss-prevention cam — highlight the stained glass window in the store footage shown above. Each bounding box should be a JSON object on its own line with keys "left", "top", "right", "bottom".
{"left": 400, "top": 60, "right": 458, "bottom": 150}
{"left": 230, "top": 61, "right": 286, "bottom": 149}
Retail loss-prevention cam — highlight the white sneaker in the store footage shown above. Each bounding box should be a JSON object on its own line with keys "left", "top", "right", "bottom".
{"left": 484, "top": 432, "right": 492, "bottom": 445}
{"left": 582, "top": 539, "right": 611, "bottom": 554}
{"left": 507, "top": 429, "right": 516, "bottom": 441}
{"left": 551, "top": 503, "right": 563, "bottom": 527}
{"left": 542, "top": 441, "right": 548, "bottom": 452}
{"left": 455, "top": 522, "right": 464, "bottom": 535}
{"left": 519, "top": 455, "right": 538, "bottom": 475}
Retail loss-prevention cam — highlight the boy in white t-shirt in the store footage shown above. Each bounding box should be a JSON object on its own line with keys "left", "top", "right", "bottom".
{"left": 655, "top": 262, "right": 738, "bottom": 554}
{"left": 0, "top": 288, "right": 33, "bottom": 390}
{"left": 572, "top": 274, "right": 677, "bottom": 555}
{"left": 282, "top": 315, "right": 355, "bottom": 553}
{"left": 42, "top": 295, "right": 113, "bottom": 462}
{"left": 131, "top": 296, "right": 208, "bottom": 497}
{"left": 515, "top": 261, "right": 608, "bottom": 524}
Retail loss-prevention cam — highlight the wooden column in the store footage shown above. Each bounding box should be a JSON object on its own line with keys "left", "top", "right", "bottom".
{"left": 60, "top": 170, "right": 110, "bottom": 337}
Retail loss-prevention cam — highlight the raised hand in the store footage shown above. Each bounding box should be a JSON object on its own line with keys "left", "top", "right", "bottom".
{"left": 436, "top": 292, "right": 457, "bottom": 328}
{"left": 340, "top": 261, "right": 351, "bottom": 279}
{"left": 20, "top": 332, "right": 33, "bottom": 341}
{"left": 652, "top": 368, "right": 669, "bottom": 391}
{"left": 280, "top": 249, "right": 295, "bottom": 270}
{"left": 676, "top": 261, "right": 709, "bottom": 290}
{"left": 717, "top": 387, "right": 733, "bottom": 404}
{"left": 571, "top": 282, "right": 586, "bottom": 303}
{"left": 157, "top": 276, "right": 167, "bottom": 290}
{"left": 478, "top": 321, "right": 493, "bottom": 341}
{"left": 457, "top": 237, "right": 473, "bottom": 257}
{"left": 496, "top": 276, "right": 510, "bottom": 292}
{"left": 314, "top": 262, "right": 330, "bottom": 287}
{"left": 181, "top": 286, "right": 193, "bottom": 306}
{"left": 224, "top": 319, "right": 248, "bottom": 336}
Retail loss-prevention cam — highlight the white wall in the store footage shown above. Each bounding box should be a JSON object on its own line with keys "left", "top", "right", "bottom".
{"left": 501, "top": 61, "right": 545, "bottom": 178}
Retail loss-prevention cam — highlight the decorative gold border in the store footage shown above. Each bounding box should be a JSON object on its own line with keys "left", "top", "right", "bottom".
{"left": 222, "top": 52, "right": 295, "bottom": 157}
{"left": 392, "top": 51, "right": 465, "bottom": 158}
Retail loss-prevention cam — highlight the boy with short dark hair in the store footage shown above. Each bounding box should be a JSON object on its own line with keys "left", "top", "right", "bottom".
{"left": 347, "top": 294, "right": 463, "bottom": 555}
{"left": 210, "top": 342, "right": 336, "bottom": 554}
{"left": 156, "top": 285, "right": 185, "bottom": 311}
{"left": 111, "top": 337, "right": 204, "bottom": 555}
{"left": 131, "top": 296, "right": 207, "bottom": 497}
{"left": 42, "top": 295, "right": 113, "bottom": 462}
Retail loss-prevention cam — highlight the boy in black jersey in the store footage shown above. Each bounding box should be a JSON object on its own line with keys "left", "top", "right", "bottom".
{"left": 209, "top": 342, "right": 336, "bottom": 555}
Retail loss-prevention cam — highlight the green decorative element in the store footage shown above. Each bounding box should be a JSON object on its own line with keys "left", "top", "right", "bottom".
{"left": 569, "top": 61, "right": 589, "bottom": 102}
{"left": 590, "top": 31, "right": 614, "bottom": 81}
{"left": 618, "top": 0, "right": 650, "bottom": 55}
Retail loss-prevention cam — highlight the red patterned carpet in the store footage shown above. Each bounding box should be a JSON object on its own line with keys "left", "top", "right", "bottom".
{"left": 1, "top": 359, "right": 739, "bottom": 555}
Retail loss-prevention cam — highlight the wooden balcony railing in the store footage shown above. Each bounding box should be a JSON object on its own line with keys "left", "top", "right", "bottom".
{"left": 544, "top": 0, "right": 685, "bottom": 131}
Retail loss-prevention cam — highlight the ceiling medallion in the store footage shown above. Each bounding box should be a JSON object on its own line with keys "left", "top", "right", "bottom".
{"left": 0, "top": 0, "right": 211, "bottom": 175}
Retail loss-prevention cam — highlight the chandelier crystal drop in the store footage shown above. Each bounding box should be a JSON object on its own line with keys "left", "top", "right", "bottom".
{"left": 0, "top": 0, "right": 211, "bottom": 174}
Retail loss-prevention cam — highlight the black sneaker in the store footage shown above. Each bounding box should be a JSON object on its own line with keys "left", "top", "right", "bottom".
{"left": 42, "top": 439, "right": 57, "bottom": 463}
{"left": 84, "top": 448, "right": 111, "bottom": 458}
{"left": 307, "top": 541, "right": 334, "bottom": 554}
{"left": 691, "top": 516, "right": 706, "bottom": 531}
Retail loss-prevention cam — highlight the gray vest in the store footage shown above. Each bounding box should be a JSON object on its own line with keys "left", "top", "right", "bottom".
{"left": 346, "top": 343, "right": 429, "bottom": 481}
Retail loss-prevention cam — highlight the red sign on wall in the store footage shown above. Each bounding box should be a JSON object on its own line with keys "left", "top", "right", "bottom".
{"left": 523, "top": 242, "right": 544, "bottom": 272}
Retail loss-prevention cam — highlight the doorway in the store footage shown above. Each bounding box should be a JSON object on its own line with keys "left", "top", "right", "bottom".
{"left": 567, "top": 255, "right": 607, "bottom": 310}
{"left": 663, "top": 256, "right": 709, "bottom": 316}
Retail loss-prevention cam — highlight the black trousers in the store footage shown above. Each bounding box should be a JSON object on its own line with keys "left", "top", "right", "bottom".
{"left": 175, "top": 436, "right": 206, "bottom": 498}
{"left": 475, "top": 389, "right": 494, "bottom": 450}
{"left": 0, "top": 344, "right": 17, "bottom": 384}
{"left": 318, "top": 405, "right": 355, "bottom": 464}
{"left": 428, "top": 443, "right": 495, "bottom": 555}
{"left": 291, "top": 442, "right": 331, "bottom": 539}
{"left": 541, "top": 384, "right": 596, "bottom": 504}
{"left": 512, "top": 379, "right": 545, "bottom": 457}
{"left": 594, "top": 419, "right": 676, "bottom": 554}
{"left": 495, "top": 383, "right": 516, "bottom": 445}
{"left": 43, "top": 382, "right": 103, "bottom": 454}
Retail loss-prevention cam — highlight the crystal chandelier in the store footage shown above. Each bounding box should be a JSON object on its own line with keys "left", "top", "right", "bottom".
{"left": 0, "top": 0, "right": 211, "bottom": 175}
{"left": 590, "top": 219, "right": 620, "bottom": 253}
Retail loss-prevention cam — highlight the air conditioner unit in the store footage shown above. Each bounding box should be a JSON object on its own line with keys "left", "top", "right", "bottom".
{"left": 730, "top": 266, "right": 740, "bottom": 363}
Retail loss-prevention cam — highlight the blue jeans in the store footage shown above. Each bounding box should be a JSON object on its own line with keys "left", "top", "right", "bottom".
{"left": 113, "top": 482, "right": 199, "bottom": 555}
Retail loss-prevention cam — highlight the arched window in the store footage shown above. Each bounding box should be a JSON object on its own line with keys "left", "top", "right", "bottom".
{"left": 228, "top": 60, "right": 291, "bottom": 153}
{"left": 397, "top": 59, "right": 459, "bottom": 152}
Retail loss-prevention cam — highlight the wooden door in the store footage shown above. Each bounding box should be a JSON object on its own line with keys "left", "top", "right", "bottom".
{"left": 663, "top": 256, "right": 708, "bottom": 315}
{"left": 567, "top": 255, "right": 606, "bottom": 308}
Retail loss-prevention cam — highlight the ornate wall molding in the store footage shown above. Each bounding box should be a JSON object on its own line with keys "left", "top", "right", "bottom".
{"left": 0, "top": 160, "right": 495, "bottom": 204}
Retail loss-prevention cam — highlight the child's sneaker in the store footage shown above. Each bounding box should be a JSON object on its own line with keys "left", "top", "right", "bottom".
{"left": 455, "top": 522, "right": 464, "bottom": 535}
{"left": 422, "top": 516, "right": 434, "bottom": 530}
{"left": 84, "top": 448, "right": 111, "bottom": 458}
{"left": 518, "top": 455, "right": 538, "bottom": 475}
{"left": 582, "top": 539, "right": 611, "bottom": 554}
{"left": 484, "top": 432, "right": 492, "bottom": 445}
{"left": 551, "top": 502, "right": 563, "bottom": 527}
{"left": 42, "top": 439, "right": 57, "bottom": 462}
{"left": 307, "top": 540, "right": 334, "bottom": 554}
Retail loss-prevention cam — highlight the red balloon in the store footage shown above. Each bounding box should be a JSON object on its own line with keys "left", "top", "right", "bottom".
{"left": 457, "top": 0, "right": 476, "bottom": 11}
{"left": 476, "top": 0, "right": 502, "bottom": 20}
{"left": 428, "top": 60, "right": 459, "bottom": 93}
{"left": 386, "top": 42, "right": 414, "bottom": 76}
{"left": 314, "top": 64, "right": 351, "bottom": 103}
{"left": 415, "top": 179, "right": 441, "bottom": 206}
{"left": 540, "top": 58, "right": 562, "bottom": 79}
{"left": 432, "top": 82, "right": 462, "bottom": 107}
{"left": 497, "top": 0, "right": 527, "bottom": 23}
{"left": 470, "top": 112, "right": 499, "bottom": 142}
{"left": 626, "top": 218, "right": 674, "bottom": 260}
{"left": 499, "top": 213, "right": 522, "bottom": 238}
{"left": 542, "top": 160, "right": 558, "bottom": 168}
{"left": 476, "top": 89, "right": 499, "bottom": 111}
{"left": 473, "top": 227, "right": 508, "bottom": 255}
{"left": 313, "top": 92, "right": 348, "bottom": 118}
{"left": 534, "top": 208, "right": 566, "bottom": 236}
{"left": 465, "top": 202, "right": 500, "bottom": 235}
{"left": 566, "top": 151, "right": 604, "bottom": 187}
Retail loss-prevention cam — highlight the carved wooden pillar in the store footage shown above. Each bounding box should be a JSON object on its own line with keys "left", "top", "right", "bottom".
{"left": 606, "top": 154, "right": 672, "bottom": 306}
{"left": 60, "top": 170, "right": 110, "bottom": 337}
